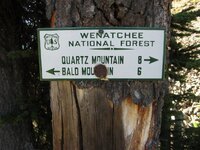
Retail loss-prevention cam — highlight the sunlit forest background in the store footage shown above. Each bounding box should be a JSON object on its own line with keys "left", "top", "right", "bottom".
{"left": 160, "top": 0, "right": 200, "bottom": 149}
{"left": 0, "top": 0, "right": 199, "bottom": 149}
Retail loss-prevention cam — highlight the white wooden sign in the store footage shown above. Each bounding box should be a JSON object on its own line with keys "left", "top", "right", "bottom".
{"left": 38, "top": 27, "right": 165, "bottom": 80}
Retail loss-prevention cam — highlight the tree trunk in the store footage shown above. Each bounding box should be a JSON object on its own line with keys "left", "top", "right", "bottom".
{"left": 0, "top": 55, "right": 34, "bottom": 150}
{"left": 0, "top": 1, "right": 34, "bottom": 149}
{"left": 46, "top": 0, "right": 171, "bottom": 149}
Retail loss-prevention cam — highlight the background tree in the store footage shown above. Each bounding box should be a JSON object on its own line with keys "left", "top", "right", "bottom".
{"left": 0, "top": 0, "right": 34, "bottom": 149}
{"left": 0, "top": 0, "right": 52, "bottom": 149}
{"left": 46, "top": 0, "right": 171, "bottom": 150}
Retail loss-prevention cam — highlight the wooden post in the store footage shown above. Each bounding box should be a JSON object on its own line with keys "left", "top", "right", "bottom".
{"left": 46, "top": 0, "right": 171, "bottom": 149}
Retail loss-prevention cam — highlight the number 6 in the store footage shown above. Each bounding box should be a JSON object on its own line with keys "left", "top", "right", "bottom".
{"left": 137, "top": 67, "right": 142, "bottom": 75}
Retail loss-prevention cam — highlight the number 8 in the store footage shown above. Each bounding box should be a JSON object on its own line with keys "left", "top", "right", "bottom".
{"left": 138, "top": 56, "right": 142, "bottom": 64}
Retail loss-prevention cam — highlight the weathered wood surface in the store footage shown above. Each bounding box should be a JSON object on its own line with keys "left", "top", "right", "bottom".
{"left": 47, "top": 0, "right": 171, "bottom": 149}
{"left": 50, "top": 81, "right": 166, "bottom": 150}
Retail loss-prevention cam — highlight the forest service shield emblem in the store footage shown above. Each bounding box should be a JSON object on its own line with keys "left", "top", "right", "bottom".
{"left": 44, "top": 34, "right": 60, "bottom": 50}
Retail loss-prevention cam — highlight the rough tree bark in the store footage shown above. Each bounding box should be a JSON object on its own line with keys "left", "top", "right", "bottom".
{"left": 46, "top": 0, "right": 171, "bottom": 149}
